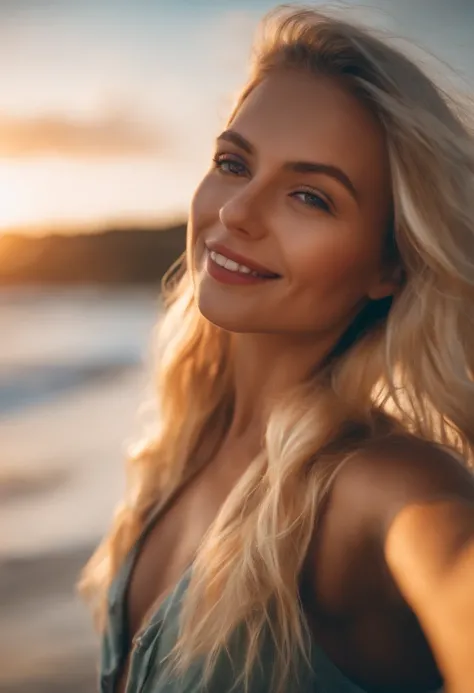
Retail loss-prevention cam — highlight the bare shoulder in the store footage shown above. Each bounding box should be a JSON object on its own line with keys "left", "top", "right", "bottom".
{"left": 307, "top": 434, "right": 474, "bottom": 615}
{"left": 333, "top": 434, "right": 474, "bottom": 538}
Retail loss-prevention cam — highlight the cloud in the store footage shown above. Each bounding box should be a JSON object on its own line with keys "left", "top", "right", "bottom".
{"left": 0, "top": 108, "right": 166, "bottom": 158}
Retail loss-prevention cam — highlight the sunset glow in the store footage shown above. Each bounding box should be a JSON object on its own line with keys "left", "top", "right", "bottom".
{"left": 0, "top": 157, "right": 207, "bottom": 234}
{"left": 0, "top": 164, "right": 28, "bottom": 230}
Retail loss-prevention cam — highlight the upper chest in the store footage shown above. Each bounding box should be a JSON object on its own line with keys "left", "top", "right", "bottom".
{"left": 127, "top": 450, "right": 386, "bottom": 634}
{"left": 121, "top": 451, "right": 443, "bottom": 693}
{"left": 125, "top": 445, "right": 252, "bottom": 641}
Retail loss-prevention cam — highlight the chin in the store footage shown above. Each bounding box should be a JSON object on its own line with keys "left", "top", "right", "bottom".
{"left": 195, "top": 292, "right": 257, "bottom": 334}
{"left": 197, "top": 305, "right": 251, "bottom": 334}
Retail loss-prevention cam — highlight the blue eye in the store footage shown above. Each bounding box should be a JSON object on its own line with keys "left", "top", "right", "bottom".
{"left": 212, "top": 155, "right": 247, "bottom": 176}
{"left": 292, "top": 191, "right": 331, "bottom": 213}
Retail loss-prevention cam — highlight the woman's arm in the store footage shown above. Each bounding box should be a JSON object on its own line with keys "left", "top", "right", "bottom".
{"left": 319, "top": 435, "right": 474, "bottom": 693}
{"left": 385, "top": 497, "right": 474, "bottom": 693}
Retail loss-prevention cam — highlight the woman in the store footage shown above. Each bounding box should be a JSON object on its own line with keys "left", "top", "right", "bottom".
{"left": 81, "top": 5, "right": 474, "bottom": 693}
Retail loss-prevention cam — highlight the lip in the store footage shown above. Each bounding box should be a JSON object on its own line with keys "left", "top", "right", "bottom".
{"left": 205, "top": 242, "right": 280, "bottom": 277}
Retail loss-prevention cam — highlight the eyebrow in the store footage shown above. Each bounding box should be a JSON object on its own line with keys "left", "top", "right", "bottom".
{"left": 216, "top": 129, "right": 360, "bottom": 204}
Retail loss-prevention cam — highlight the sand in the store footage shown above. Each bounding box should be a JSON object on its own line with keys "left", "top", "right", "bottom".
{"left": 0, "top": 545, "right": 99, "bottom": 693}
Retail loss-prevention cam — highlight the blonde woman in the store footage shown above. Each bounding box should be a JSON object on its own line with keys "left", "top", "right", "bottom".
{"left": 81, "top": 5, "right": 474, "bottom": 693}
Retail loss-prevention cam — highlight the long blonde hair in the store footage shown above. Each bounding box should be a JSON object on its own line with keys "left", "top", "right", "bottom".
{"left": 80, "top": 4, "right": 474, "bottom": 690}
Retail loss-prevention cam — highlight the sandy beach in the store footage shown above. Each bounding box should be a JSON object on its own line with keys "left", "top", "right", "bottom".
{"left": 0, "top": 545, "right": 98, "bottom": 693}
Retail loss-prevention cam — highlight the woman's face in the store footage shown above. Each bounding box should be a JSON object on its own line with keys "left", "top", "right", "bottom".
{"left": 188, "top": 69, "right": 396, "bottom": 338}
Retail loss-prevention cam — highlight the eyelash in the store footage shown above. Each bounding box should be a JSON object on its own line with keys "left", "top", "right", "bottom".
{"left": 212, "top": 154, "right": 246, "bottom": 177}
{"left": 212, "top": 153, "right": 333, "bottom": 214}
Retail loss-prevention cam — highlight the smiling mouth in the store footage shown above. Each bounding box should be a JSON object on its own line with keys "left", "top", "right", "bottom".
{"left": 205, "top": 248, "right": 281, "bottom": 286}
{"left": 207, "top": 248, "right": 281, "bottom": 279}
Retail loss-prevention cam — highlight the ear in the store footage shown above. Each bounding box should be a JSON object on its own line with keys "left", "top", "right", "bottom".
{"left": 367, "top": 264, "right": 405, "bottom": 301}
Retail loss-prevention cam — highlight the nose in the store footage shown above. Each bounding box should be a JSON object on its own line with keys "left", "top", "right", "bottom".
{"left": 218, "top": 182, "right": 268, "bottom": 240}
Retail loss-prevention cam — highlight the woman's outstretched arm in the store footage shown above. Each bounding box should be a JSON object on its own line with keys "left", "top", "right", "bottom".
{"left": 316, "top": 435, "right": 474, "bottom": 693}
{"left": 385, "top": 496, "right": 474, "bottom": 693}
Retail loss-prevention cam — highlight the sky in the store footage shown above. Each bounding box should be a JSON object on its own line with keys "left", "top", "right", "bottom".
{"left": 0, "top": 0, "right": 473, "bottom": 235}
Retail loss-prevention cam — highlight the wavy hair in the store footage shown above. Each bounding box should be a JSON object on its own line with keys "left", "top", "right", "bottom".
{"left": 80, "top": 5, "right": 474, "bottom": 691}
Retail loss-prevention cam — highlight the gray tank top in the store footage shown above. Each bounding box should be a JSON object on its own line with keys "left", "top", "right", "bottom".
{"left": 98, "top": 496, "right": 445, "bottom": 693}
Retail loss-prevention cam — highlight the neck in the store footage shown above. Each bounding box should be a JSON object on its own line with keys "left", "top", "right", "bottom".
{"left": 224, "top": 330, "right": 340, "bottom": 448}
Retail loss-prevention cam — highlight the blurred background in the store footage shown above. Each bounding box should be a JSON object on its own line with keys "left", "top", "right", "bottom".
{"left": 0, "top": 1, "right": 473, "bottom": 691}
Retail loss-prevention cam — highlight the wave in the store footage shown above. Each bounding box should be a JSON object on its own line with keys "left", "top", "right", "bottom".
{"left": 0, "top": 359, "right": 138, "bottom": 417}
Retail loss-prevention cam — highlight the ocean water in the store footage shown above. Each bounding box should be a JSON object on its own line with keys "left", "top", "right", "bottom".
{"left": 0, "top": 286, "right": 161, "bottom": 413}
{"left": 0, "top": 286, "right": 162, "bottom": 558}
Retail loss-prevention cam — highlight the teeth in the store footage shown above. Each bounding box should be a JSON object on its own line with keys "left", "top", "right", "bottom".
{"left": 210, "top": 250, "right": 260, "bottom": 276}
{"left": 224, "top": 258, "right": 242, "bottom": 272}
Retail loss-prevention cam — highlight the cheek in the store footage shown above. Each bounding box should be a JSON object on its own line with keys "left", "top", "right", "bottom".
{"left": 283, "top": 226, "right": 382, "bottom": 307}
{"left": 187, "top": 176, "right": 215, "bottom": 262}
{"left": 188, "top": 173, "right": 224, "bottom": 238}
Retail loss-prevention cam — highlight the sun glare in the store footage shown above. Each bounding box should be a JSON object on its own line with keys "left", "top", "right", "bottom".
{"left": 0, "top": 157, "right": 197, "bottom": 235}
{"left": 0, "top": 163, "right": 32, "bottom": 230}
